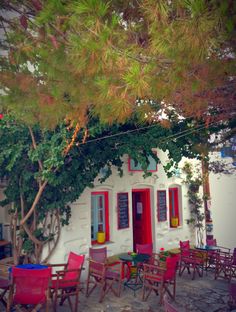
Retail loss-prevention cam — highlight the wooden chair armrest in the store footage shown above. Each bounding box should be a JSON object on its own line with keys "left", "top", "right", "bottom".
{"left": 106, "top": 261, "right": 122, "bottom": 272}
{"left": 87, "top": 257, "right": 109, "bottom": 265}
{"left": 51, "top": 268, "right": 82, "bottom": 280}
{"left": 56, "top": 268, "right": 82, "bottom": 274}
{"left": 143, "top": 263, "right": 167, "bottom": 272}
{"left": 47, "top": 263, "right": 67, "bottom": 268}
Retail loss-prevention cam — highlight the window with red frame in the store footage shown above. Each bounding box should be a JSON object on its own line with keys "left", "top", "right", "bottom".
{"left": 169, "top": 187, "right": 180, "bottom": 227}
{"left": 128, "top": 155, "right": 158, "bottom": 172}
{"left": 91, "top": 192, "right": 109, "bottom": 243}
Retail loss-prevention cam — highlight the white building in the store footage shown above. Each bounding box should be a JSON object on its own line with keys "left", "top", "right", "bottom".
{"left": 1, "top": 149, "right": 235, "bottom": 264}
{"left": 209, "top": 152, "right": 236, "bottom": 250}
{"left": 47, "top": 151, "right": 199, "bottom": 263}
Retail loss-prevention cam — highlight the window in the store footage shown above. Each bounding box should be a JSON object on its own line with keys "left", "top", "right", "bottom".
{"left": 91, "top": 192, "right": 109, "bottom": 243}
{"left": 169, "top": 187, "right": 180, "bottom": 228}
{"left": 128, "top": 155, "right": 157, "bottom": 172}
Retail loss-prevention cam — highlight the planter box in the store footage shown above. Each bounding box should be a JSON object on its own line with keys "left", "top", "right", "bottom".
{"left": 171, "top": 217, "right": 178, "bottom": 227}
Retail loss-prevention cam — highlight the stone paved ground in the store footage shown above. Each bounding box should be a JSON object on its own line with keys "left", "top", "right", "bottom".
{"left": 1, "top": 271, "right": 232, "bottom": 312}
{"left": 56, "top": 271, "right": 231, "bottom": 312}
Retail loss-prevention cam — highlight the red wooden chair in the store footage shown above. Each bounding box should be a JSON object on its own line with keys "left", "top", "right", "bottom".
{"left": 142, "top": 256, "right": 178, "bottom": 304}
{"left": 50, "top": 252, "right": 85, "bottom": 312}
{"left": 86, "top": 258, "right": 123, "bottom": 302}
{"left": 86, "top": 247, "right": 123, "bottom": 302}
{"left": 215, "top": 250, "right": 234, "bottom": 282}
{"left": 179, "top": 241, "right": 204, "bottom": 280}
{"left": 7, "top": 266, "right": 52, "bottom": 312}
{"left": 206, "top": 238, "right": 231, "bottom": 253}
{"left": 214, "top": 248, "right": 236, "bottom": 282}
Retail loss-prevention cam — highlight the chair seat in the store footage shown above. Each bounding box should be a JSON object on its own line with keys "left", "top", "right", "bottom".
{"left": 13, "top": 293, "right": 46, "bottom": 305}
{"left": 51, "top": 279, "right": 77, "bottom": 289}
{"left": 105, "top": 269, "right": 120, "bottom": 280}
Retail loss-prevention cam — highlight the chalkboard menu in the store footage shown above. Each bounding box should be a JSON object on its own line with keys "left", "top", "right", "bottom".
{"left": 117, "top": 192, "right": 129, "bottom": 229}
{"left": 157, "top": 190, "right": 167, "bottom": 222}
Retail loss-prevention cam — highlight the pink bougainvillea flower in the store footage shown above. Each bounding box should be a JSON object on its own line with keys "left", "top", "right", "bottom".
{"left": 160, "top": 247, "right": 165, "bottom": 251}
{"left": 0, "top": 114, "right": 3, "bottom": 119}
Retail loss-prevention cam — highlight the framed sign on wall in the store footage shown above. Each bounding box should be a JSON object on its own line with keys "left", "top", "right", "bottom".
{"left": 157, "top": 190, "right": 167, "bottom": 222}
{"left": 117, "top": 192, "right": 129, "bottom": 229}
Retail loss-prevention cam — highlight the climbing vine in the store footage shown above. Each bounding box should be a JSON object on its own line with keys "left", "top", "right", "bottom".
{"left": 182, "top": 162, "right": 205, "bottom": 246}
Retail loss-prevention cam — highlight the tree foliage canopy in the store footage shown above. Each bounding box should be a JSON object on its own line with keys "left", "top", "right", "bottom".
{"left": 0, "top": 110, "right": 220, "bottom": 262}
{"left": 0, "top": 0, "right": 236, "bottom": 128}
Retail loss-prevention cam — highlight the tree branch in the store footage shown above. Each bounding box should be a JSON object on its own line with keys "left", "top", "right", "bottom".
{"left": 20, "top": 180, "right": 47, "bottom": 226}
{"left": 28, "top": 126, "right": 43, "bottom": 172}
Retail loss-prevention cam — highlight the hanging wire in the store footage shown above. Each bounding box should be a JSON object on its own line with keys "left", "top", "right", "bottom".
{"left": 79, "top": 120, "right": 223, "bottom": 147}
{"left": 78, "top": 104, "right": 236, "bottom": 147}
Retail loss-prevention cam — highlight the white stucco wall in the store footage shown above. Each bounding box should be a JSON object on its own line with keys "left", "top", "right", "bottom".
{"left": 48, "top": 151, "right": 201, "bottom": 265}
{"left": 209, "top": 152, "right": 236, "bottom": 250}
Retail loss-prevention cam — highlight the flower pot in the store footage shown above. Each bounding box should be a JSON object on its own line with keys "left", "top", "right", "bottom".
{"left": 97, "top": 231, "right": 105, "bottom": 244}
{"left": 171, "top": 217, "right": 178, "bottom": 227}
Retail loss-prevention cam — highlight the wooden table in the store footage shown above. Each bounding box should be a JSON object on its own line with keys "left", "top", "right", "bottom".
{"left": 0, "top": 240, "right": 11, "bottom": 247}
{"left": 119, "top": 253, "right": 150, "bottom": 295}
{"left": 195, "top": 245, "right": 220, "bottom": 272}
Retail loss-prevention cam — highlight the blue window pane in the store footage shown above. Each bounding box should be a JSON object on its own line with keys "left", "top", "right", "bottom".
{"left": 130, "top": 155, "right": 157, "bottom": 171}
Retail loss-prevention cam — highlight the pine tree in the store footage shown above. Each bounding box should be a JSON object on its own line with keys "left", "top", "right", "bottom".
{"left": 0, "top": 0, "right": 235, "bottom": 129}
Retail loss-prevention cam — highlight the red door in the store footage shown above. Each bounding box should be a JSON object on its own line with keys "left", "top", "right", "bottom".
{"left": 132, "top": 189, "right": 152, "bottom": 251}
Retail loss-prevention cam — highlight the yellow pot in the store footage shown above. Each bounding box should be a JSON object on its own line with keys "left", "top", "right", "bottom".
{"left": 171, "top": 217, "right": 178, "bottom": 227}
{"left": 97, "top": 231, "right": 105, "bottom": 244}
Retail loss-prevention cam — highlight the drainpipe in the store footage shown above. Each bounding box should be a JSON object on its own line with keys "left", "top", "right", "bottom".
{"left": 201, "top": 158, "right": 213, "bottom": 240}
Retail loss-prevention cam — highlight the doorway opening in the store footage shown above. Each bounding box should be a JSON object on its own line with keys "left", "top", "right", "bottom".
{"left": 132, "top": 188, "right": 152, "bottom": 252}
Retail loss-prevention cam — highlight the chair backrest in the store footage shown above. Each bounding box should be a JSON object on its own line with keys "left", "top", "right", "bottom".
{"left": 164, "top": 257, "right": 178, "bottom": 280}
{"left": 88, "top": 259, "right": 106, "bottom": 279}
{"left": 206, "top": 238, "right": 217, "bottom": 246}
{"left": 64, "top": 252, "right": 85, "bottom": 281}
{"left": 136, "top": 243, "right": 153, "bottom": 256}
{"left": 89, "top": 247, "right": 107, "bottom": 263}
{"left": 163, "top": 294, "right": 179, "bottom": 312}
{"left": 179, "top": 240, "right": 190, "bottom": 256}
{"left": 12, "top": 267, "right": 52, "bottom": 305}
